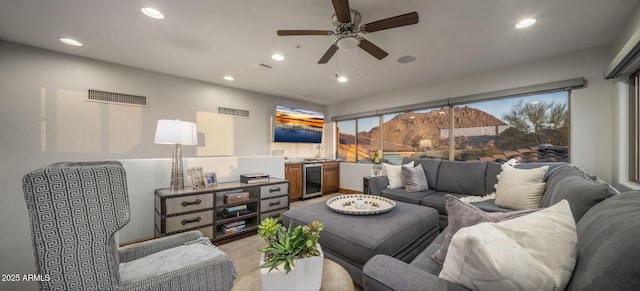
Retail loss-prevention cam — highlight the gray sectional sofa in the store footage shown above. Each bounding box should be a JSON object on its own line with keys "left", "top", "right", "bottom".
{"left": 363, "top": 158, "right": 640, "bottom": 290}
{"left": 368, "top": 158, "right": 615, "bottom": 229}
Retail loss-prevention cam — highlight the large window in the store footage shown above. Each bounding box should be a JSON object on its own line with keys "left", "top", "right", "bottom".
{"left": 453, "top": 91, "right": 569, "bottom": 162}
{"left": 336, "top": 90, "right": 570, "bottom": 164}
{"left": 382, "top": 108, "right": 449, "bottom": 164}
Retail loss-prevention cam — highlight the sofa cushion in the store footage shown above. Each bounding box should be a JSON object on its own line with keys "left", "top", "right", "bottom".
{"left": 420, "top": 192, "right": 469, "bottom": 215}
{"left": 469, "top": 199, "right": 512, "bottom": 213}
{"left": 566, "top": 191, "right": 640, "bottom": 290}
{"left": 403, "top": 157, "right": 441, "bottom": 190}
{"left": 119, "top": 242, "right": 227, "bottom": 284}
{"left": 440, "top": 200, "right": 577, "bottom": 291}
{"left": 539, "top": 165, "right": 612, "bottom": 222}
{"left": 402, "top": 163, "right": 429, "bottom": 192}
{"left": 494, "top": 165, "right": 548, "bottom": 210}
{"left": 436, "top": 161, "right": 486, "bottom": 196}
{"left": 384, "top": 161, "right": 413, "bottom": 189}
{"left": 409, "top": 231, "right": 446, "bottom": 275}
{"left": 382, "top": 188, "right": 435, "bottom": 205}
{"left": 485, "top": 162, "right": 502, "bottom": 194}
{"left": 431, "top": 195, "right": 539, "bottom": 264}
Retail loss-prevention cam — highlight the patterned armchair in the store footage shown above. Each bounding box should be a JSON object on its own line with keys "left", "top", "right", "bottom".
{"left": 22, "top": 161, "right": 237, "bottom": 291}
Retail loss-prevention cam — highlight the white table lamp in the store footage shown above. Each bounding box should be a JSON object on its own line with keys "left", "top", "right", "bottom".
{"left": 154, "top": 119, "right": 198, "bottom": 190}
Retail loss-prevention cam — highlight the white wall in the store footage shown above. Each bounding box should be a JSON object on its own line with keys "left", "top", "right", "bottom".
{"left": 0, "top": 41, "right": 324, "bottom": 290}
{"left": 327, "top": 46, "right": 616, "bottom": 186}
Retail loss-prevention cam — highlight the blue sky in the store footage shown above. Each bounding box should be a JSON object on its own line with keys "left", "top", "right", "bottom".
{"left": 339, "top": 91, "right": 569, "bottom": 133}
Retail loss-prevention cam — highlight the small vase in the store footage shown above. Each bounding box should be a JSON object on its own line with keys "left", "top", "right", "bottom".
{"left": 260, "top": 244, "right": 324, "bottom": 291}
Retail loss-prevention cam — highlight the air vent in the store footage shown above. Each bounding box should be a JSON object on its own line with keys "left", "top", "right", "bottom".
{"left": 87, "top": 89, "right": 148, "bottom": 107}
{"left": 218, "top": 106, "right": 250, "bottom": 118}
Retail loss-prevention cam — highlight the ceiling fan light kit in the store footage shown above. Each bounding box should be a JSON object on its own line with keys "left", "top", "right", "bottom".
{"left": 336, "top": 35, "right": 360, "bottom": 50}
{"left": 276, "top": 0, "right": 419, "bottom": 64}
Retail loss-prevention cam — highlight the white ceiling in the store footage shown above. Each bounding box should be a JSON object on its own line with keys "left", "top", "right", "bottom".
{"left": 0, "top": 0, "right": 637, "bottom": 105}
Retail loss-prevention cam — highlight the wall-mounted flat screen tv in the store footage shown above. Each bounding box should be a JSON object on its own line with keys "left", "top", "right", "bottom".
{"left": 274, "top": 105, "right": 324, "bottom": 143}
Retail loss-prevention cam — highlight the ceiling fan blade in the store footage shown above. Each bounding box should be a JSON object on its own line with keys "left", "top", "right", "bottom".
{"left": 331, "top": 0, "right": 351, "bottom": 23}
{"left": 277, "top": 30, "right": 333, "bottom": 36}
{"left": 361, "top": 12, "right": 419, "bottom": 33}
{"left": 318, "top": 44, "right": 339, "bottom": 64}
{"left": 358, "top": 38, "right": 388, "bottom": 60}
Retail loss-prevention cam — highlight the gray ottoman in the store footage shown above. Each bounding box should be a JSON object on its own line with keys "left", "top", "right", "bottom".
{"left": 283, "top": 200, "right": 439, "bottom": 286}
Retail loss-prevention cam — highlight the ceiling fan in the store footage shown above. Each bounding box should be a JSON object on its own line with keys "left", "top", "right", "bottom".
{"left": 277, "top": 0, "right": 419, "bottom": 64}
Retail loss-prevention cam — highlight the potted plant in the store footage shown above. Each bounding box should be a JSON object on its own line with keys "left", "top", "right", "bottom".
{"left": 257, "top": 217, "right": 324, "bottom": 291}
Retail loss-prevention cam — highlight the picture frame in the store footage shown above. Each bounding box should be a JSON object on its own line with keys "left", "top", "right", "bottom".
{"left": 188, "top": 167, "right": 205, "bottom": 188}
{"left": 204, "top": 172, "right": 217, "bottom": 187}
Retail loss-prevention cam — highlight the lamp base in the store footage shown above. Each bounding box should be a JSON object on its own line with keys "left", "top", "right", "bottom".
{"left": 170, "top": 144, "right": 184, "bottom": 191}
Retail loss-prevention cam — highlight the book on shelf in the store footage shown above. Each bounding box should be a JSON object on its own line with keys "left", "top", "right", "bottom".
{"left": 224, "top": 204, "right": 247, "bottom": 213}
{"left": 223, "top": 209, "right": 250, "bottom": 218}
{"left": 223, "top": 224, "right": 246, "bottom": 234}
{"left": 223, "top": 220, "right": 245, "bottom": 229}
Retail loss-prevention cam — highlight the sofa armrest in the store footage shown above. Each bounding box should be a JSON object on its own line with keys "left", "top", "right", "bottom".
{"left": 369, "top": 176, "right": 389, "bottom": 196}
{"left": 118, "top": 230, "right": 204, "bottom": 263}
{"left": 363, "top": 255, "right": 468, "bottom": 291}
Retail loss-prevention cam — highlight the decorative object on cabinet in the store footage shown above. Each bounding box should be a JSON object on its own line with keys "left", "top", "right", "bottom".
{"left": 156, "top": 178, "right": 289, "bottom": 243}
{"left": 204, "top": 172, "right": 217, "bottom": 186}
{"left": 154, "top": 119, "right": 198, "bottom": 191}
{"left": 188, "top": 167, "right": 205, "bottom": 188}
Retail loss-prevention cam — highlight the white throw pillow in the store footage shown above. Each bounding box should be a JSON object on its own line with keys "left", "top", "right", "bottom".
{"left": 494, "top": 166, "right": 549, "bottom": 210}
{"left": 439, "top": 200, "right": 577, "bottom": 291}
{"left": 383, "top": 161, "right": 413, "bottom": 189}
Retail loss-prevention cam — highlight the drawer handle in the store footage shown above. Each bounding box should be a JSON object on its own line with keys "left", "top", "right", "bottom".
{"left": 269, "top": 201, "right": 281, "bottom": 207}
{"left": 269, "top": 187, "right": 281, "bottom": 193}
{"left": 269, "top": 214, "right": 281, "bottom": 219}
{"left": 181, "top": 217, "right": 202, "bottom": 225}
{"left": 181, "top": 199, "right": 202, "bottom": 207}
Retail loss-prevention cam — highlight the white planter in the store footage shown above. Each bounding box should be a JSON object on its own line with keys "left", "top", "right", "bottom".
{"left": 260, "top": 244, "right": 324, "bottom": 291}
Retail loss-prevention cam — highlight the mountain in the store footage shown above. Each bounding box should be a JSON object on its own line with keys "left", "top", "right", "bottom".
{"left": 354, "top": 106, "right": 507, "bottom": 151}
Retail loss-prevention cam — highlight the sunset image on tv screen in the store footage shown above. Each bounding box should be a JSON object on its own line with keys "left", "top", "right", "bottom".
{"left": 274, "top": 105, "right": 324, "bottom": 143}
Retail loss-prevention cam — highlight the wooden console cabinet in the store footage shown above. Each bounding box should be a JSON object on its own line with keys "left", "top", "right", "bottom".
{"left": 155, "top": 178, "right": 289, "bottom": 243}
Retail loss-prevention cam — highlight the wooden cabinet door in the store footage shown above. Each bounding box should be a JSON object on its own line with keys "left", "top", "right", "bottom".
{"left": 285, "top": 164, "right": 303, "bottom": 201}
{"left": 322, "top": 162, "right": 340, "bottom": 194}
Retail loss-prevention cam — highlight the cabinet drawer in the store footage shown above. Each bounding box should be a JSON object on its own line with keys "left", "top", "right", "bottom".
{"left": 166, "top": 210, "right": 213, "bottom": 233}
{"left": 260, "top": 183, "right": 288, "bottom": 199}
{"left": 261, "top": 196, "right": 289, "bottom": 213}
{"left": 260, "top": 208, "right": 288, "bottom": 222}
{"left": 166, "top": 193, "right": 214, "bottom": 214}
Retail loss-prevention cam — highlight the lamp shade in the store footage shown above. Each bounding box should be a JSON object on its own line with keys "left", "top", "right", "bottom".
{"left": 154, "top": 119, "right": 198, "bottom": 145}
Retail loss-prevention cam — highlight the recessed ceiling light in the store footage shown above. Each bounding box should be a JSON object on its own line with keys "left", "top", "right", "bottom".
{"left": 397, "top": 55, "right": 416, "bottom": 64}
{"left": 531, "top": 100, "right": 541, "bottom": 105}
{"left": 141, "top": 7, "right": 164, "bottom": 19}
{"left": 271, "top": 54, "right": 285, "bottom": 61}
{"left": 59, "top": 38, "right": 82, "bottom": 46}
{"left": 223, "top": 76, "right": 235, "bottom": 81}
{"left": 337, "top": 76, "right": 348, "bottom": 83}
{"left": 515, "top": 18, "right": 536, "bottom": 29}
